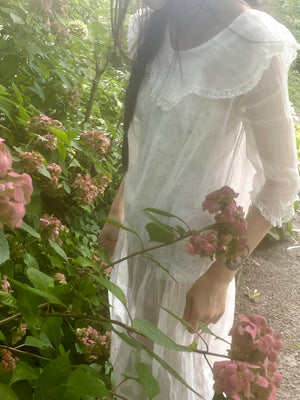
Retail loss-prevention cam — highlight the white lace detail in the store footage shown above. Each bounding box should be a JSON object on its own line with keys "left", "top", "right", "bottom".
{"left": 250, "top": 191, "right": 297, "bottom": 227}
{"left": 144, "top": 9, "right": 300, "bottom": 110}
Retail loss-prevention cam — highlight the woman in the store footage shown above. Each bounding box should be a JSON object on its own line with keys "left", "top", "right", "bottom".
{"left": 99, "top": 0, "right": 300, "bottom": 398}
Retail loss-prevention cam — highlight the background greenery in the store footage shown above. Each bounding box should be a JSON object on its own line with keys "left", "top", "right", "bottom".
{"left": 0, "top": 0, "right": 299, "bottom": 399}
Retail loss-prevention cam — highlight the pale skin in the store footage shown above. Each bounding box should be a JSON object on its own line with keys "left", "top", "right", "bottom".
{"left": 98, "top": 0, "right": 273, "bottom": 333}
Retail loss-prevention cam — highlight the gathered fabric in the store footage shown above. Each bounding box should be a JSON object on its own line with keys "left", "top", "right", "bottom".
{"left": 110, "top": 8, "right": 300, "bottom": 400}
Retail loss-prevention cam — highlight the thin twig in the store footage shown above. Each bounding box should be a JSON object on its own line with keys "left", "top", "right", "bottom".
{"left": 0, "top": 303, "right": 50, "bottom": 326}
{"left": 0, "top": 345, "right": 52, "bottom": 361}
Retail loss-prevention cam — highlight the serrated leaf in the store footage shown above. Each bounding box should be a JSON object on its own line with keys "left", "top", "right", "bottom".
{"left": 132, "top": 318, "right": 189, "bottom": 352}
{"left": 24, "top": 253, "right": 39, "bottom": 269}
{"left": 38, "top": 164, "right": 51, "bottom": 179}
{"left": 145, "top": 222, "right": 174, "bottom": 243}
{"left": 26, "top": 268, "right": 54, "bottom": 292}
{"left": 10, "top": 278, "right": 64, "bottom": 306}
{"left": 49, "top": 127, "right": 70, "bottom": 145}
{"left": 35, "top": 353, "right": 71, "bottom": 400}
{"left": 0, "top": 291, "right": 17, "bottom": 308}
{"left": 48, "top": 239, "right": 68, "bottom": 261}
{"left": 20, "top": 222, "right": 41, "bottom": 239}
{"left": 135, "top": 363, "right": 160, "bottom": 400}
{"left": 0, "top": 230, "right": 10, "bottom": 265}
{"left": 24, "top": 336, "right": 53, "bottom": 350}
{"left": 10, "top": 361, "right": 38, "bottom": 385}
{"left": 0, "top": 384, "right": 18, "bottom": 400}
{"left": 0, "top": 331, "right": 6, "bottom": 343}
{"left": 91, "top": 274, "right": 126, "bottom": 307}
{"left": 67, "top": 368, "right": 110, "bottom": 398}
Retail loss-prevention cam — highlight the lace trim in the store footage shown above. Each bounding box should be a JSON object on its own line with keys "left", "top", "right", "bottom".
{"left": 250, "top": 191, "right": 297, "bottom": 227}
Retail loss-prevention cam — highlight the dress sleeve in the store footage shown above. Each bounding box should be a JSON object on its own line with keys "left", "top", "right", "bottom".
{"left": 127, "top": 8, "right": 150, "bottom": 59}
{"left": 240, "top": 55, "right": 300, "bottom": 227}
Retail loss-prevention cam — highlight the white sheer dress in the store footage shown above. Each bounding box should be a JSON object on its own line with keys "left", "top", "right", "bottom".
{"left": 109, "top": 8, "right": 300, "bottom": 400}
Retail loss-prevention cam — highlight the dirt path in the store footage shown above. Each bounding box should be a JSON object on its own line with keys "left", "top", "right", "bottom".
{"left": 235, "top": 210, "right": 300, "bottom": 399}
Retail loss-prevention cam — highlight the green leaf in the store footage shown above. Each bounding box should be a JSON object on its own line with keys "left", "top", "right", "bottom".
{"left": 26, "top": 268, "right": 54, "bottom": 292}
{"left": 0, "top": 85, "right": 8, "bottom": 95}
{"left": 48, "top": 239, "right": 68, "bottom": 261}
{"left": 135, "top": 363, "right": 160, "bottom": 400}
{"left": 91, "top": 273, "right": 126, "bottom": 307}
{"left": 56, "top": 141, "right": 66, "bottom": 160}
{"left": 132, "top": 318, "right": 190, "bottom": 352}
{"left": 11, "top": 278, "right": 64, "bottom": 306}
{"left": 0, "top": 230, "right": 10, "bottom": 265}
{"left": 0, "top": 291, "right": 17, "bottom": 308}
{"left": 143, "top": 208, "right": 181, "bottom": 219}
{"left": 35, "top": 353, "right": 71, "bottom": 400}
{"left": 41, "top": 317, "right": 63, "bottom": 348}
{"left": 24, "top": 253, "right": 39, "bottom": 270}
{"left": 67, "top": 368, "right": 110, "bottom": 398}
{"left": 10, "top": 12, "right": 25, "bottom": 24}
{"left": 49, "top": 127, "right": 70, "bottom": 146}
{"left": 102, "top": 218, "right": 143, "bottom": 247}
{"left": 144, "top": 256, "right": 177, "bottom": 282}
{"left": 24, "top": 336, "right": 52, "bottom": 350}
{"left": 143, "top": 346, "right": 204, "bottom": 399}
{"left": 20, "top": 222, "right": 41, "bottom": 240}
{"left": 16, "top": 289, "right": 41, "bottom": 330}
{"left": 10, "top": 361, "right": 38, "bottom": 385}
{"left": 0, "top": 384, "right": 18, "bottom": 400}
{"left": 0, "top": 331, "right": 6, "bottom": 343}
{"left": 145, "top": 222, "right": 174, "bottom": 243}
{"left": 38, "top": 164, "right": 51, "bottom": 179}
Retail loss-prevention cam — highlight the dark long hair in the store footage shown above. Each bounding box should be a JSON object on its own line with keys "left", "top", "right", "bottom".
{"left": 111, "top": 0, "right": 257, "bottom": 171}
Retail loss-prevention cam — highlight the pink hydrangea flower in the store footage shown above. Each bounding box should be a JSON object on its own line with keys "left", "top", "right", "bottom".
{"left": 0, "top": 349, "right": 18, "bottom": 375}
{"left": 26, "top": 114, "right": 63, "bottom": 135}
{"left": 185, "top": 186, "right": 248, "bottom": 264}
{"left": 0, "top": 172, "right": 33, "bottom": 228}
{"left": 19, "top": 151, "right": 44, "bottom": 173}
{"left": 0, "top": 138, "right": 12, "bottom": 177}
{"left": 73, "top": 173, "right": 99, "bottom": 206}
{"left": 54, "top": 272, "right": 67, "bottom": 285}
{"left": 229, "top": 314, "right": 283, "bottom": 364}
{"left": 76, "top": 326, "right": 111, "bottom": 361}
{"left": 0, "top": 275, "right": 13, "bottom": 294}
{"left": 80, "top": 130, "right": 110, "bottom": 154}
{"left": 40, "top": 215, "right": 69, "bottom": 244}
{"left": 37, "top": 133, "right": 58, "bottom": 151}
{"left": 47, "top": 163, "right": 62, "bottom": 186}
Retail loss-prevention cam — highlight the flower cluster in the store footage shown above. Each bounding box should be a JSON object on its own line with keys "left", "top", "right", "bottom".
{"left": 40, "top": 215, "right": 69, "bottom": 244}
{"left": 229, "top": 315, "right": 283, "bottom": 364}
{"left": 19, "top": 151, "right": 44, "bottom": 174}
{"left": 47, "top": 163, "right": 62, "bottom": 187}
{"left": 213, "top": 315, "right": 283, "bottom": 400}
{"left": 73, "top": 174, "right": 99, "bottom": 206}
{"left": 0, "top": 275, "right": 13, "bottom": 294}
{"left": 80, "top": 130, "right": 110, "bottom": 154}
{"left": 76, "top": 326, "right": 111, "bottom": 361}
{"left": 91, "top": 174, "right": 111, "bottom": 195}
{"left": 54, "top": 272, "right": 67, "bottom": 285}
{"left": 0, "top": 138, "right": 33, "bottom": 229}
{"left": 185, "top": 186, "right": 248, "bottom": 263}
{"left": 0, "top": 350, "right": 18, "bottom": 375}
{"left": 26, "top": 114, "right": 63, "bottom": 136}
{"left": 37, "top": 133, "right": 58, "bottom": 151}
{"left": 68, "top": 20, "right": 88, "bottom": 38}
{"left": 10, "top": 323, "right": 27, "bottom": 346}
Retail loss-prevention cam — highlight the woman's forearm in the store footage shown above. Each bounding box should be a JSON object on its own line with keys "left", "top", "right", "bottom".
{"left": 108, "top": 177, "right": 125, "bottom": 222}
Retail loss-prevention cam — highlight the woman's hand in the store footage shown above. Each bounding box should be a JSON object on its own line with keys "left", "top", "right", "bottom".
{"left": 98, "top": 222, "right": 120, "bottom": 259}
{"left": 183, "top": 261, "right": 233, "bottom": 332}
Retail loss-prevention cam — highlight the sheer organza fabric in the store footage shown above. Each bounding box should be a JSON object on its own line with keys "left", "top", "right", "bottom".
{"left": 110, "top": 9, "right": 300, "bottom": 400}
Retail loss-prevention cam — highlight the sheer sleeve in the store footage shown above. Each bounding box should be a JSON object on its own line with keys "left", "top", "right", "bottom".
{"left": 127, "top": 8, "right": 150, "bottom": 59}
{"left": 240, "top": 56, "right": 300, "bottom": 227}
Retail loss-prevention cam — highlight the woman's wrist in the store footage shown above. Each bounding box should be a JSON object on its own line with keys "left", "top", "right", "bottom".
{"left": 206, "top": 259, "right": 238, "bottom": 285}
